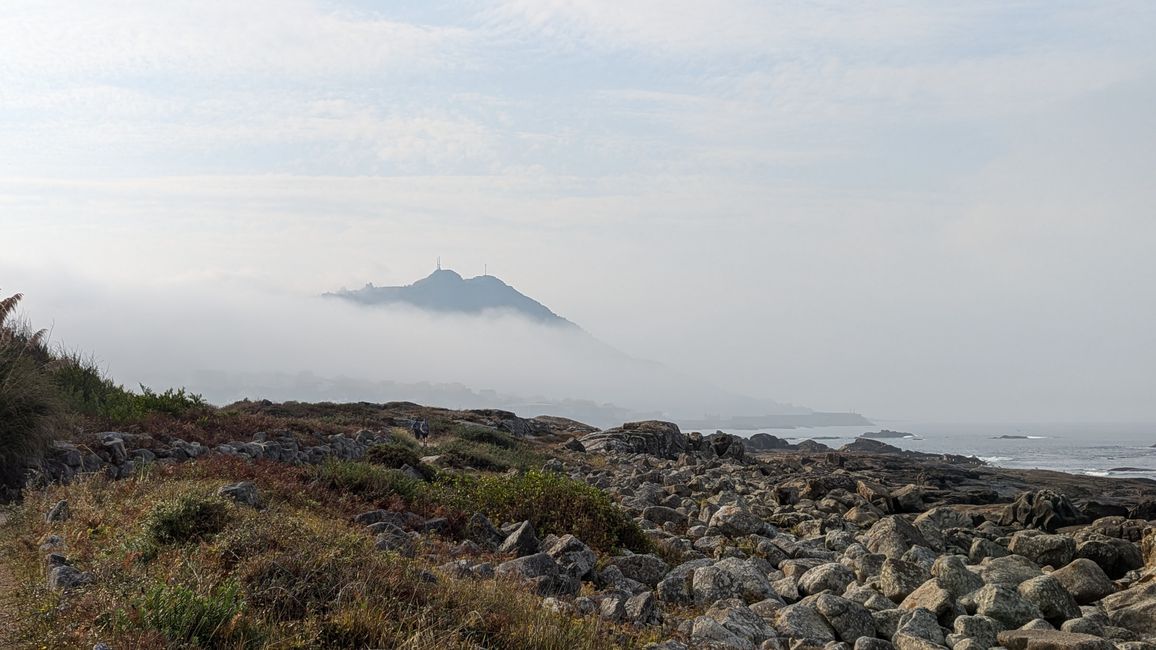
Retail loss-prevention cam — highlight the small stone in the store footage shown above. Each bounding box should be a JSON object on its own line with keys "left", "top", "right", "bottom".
{"left": 216, "top": 481, "right": 261, "bottom": 508}
{"left": 45, "top": 499, "right": 70, "bottom": 523}
{"left": 48, "top": 565, "right": 92, "bottom": 591}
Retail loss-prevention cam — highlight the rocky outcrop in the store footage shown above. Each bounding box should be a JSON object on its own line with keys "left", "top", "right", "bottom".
{"left": 1000, "top": 490, "right": 1086, "bottom": 532}
{"left": 578, "top": 421, "right": 687, "bottom": 459}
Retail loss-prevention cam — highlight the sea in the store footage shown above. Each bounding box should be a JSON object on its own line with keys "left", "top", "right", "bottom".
{"left": 681, "top": 421, "right": 1156, "bottom": 479}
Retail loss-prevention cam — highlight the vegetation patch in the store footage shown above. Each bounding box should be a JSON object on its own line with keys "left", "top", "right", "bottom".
{"left": 142, "top": 492, "right": 232, "bottom": 547}
{"left": 134, "top": 580, "right": 262, "bottom": 649}
{"left": 433, "top": 470, "right": 652, "bottom": 554}
{"left": 365, "top": 442, "right": 437, "bottom": 481}
{"left": 0, "top": 464, "right": 652, "bottom": 649}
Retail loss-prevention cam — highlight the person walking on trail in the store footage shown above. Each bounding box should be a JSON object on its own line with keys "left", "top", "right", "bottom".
{"left": 412, "top": 418, "right": 430, "bottom": 446}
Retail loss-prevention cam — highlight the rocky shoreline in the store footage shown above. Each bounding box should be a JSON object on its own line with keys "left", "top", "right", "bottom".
{"left": 20, "top": 415, "right": 1156, "bottom": 649}
{"left": 563, "top": 421, "right": 1156, "bottom": 648}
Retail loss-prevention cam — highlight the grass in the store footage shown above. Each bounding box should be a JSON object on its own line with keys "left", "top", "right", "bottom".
{"left": 433, "top": 471, "right": 653, "bottom": 555}
{"left": 0, "top": 457, "right": 658, "bottom": 649}
{"left": 315, "top": 460, "right": 650, "bottom": 555}
{"left": 0, "top": 291, "right": 61, "bottom": 497}
{"left": 135, "top": 580, "right": 262, "bottom": 649}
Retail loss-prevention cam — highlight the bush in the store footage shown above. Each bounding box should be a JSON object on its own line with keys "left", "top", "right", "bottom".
{"left": 435, "top": 471, "right": 652, "bottom": 554}
{"left": 366, "top": 442, "right": 437, "bottom": 481}
{"left": 52, "top": 350, "right": 208, "bottom": 424}
{"left": 314, "top": 460, "right": 423, "bottom": 502}
{"left": 137, "top": 580, "right": 262, "bottom": 648}
{"left": 437, "top": 439, "right": 513, "bottom": 472}
{"left": 0, "top": 291, "right": 61, "bottom": 496}
{"left": 143, "top": 493, "right": 232, "bottom": 546}
{"left": 455, "top": 425, "right": 520, "bottom": 449}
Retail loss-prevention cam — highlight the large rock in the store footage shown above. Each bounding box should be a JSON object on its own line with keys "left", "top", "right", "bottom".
{"left": 893, "top": 608, "right": 946, "bottom": 649}
{"left": 607, "top": 554, "right": 670, "bottom": 588}
{"left": 546, "top": 534, "right": 597, "bottom": 580}
{"left": 701, "top": 598, "right": 775, "bottom": 646}
{"left": 865, "top": 516, "right": 931, "bottom": 560}
{"left": 999, "top": 491, "right": 1084, "bottom": 533}
{"left": 656, "top": 558, "right": 714, "bottom": 604}
{"left": 1099, "top": 582, "right": 1156, "bottom": 635}
{"left": 1017, "top": 575, "right": 1080, "bottom": 623}
{"left": 815, "top": 593, "right": 876, "bottom": 642}
{"left": 953, "top": 615, "right": 999, "bottom": 649}
{"left": 714, "top": 557, "right": 777, "bottom": 603}
{"left": 977, "top": 554, "right": 1043, "bottom": 588}
{"left": 880, "top": 559, "right": 931, "bottom": 602}
{"left": 1008, "top": 531, "right": 1076, "bottom": 568}
{"left": 690, "top": 617, "right": 753, "bottom": 649}
{"left": 498, "top": 520, "right": 540, "bottom": 556}
{"left": 495, "top": 552, "right": 578, "bottom": 596}
{"left": 709, "top": 504, "right": 767, "bottom": 537}
{"left": 705, "top": 432, "right": 747, "bottom": 462}
{"left": 579, "top": 421, "right": 687, "bottom": 459}
{"left": 929, "top": 555, "right": 982, "bottom": 598}
{"left": 799, "top": 563, "right": 856, "bottom": 596}
{"left": 1049, "top": 559, "right": 1113, "bottom": 605}
{"left": 899, "top": 580, "right": 956, "bottom": 621}
{"left": 1074, "top": 535, "right": 1142, "bottom": 579}
{"left": 693, "top": 565, "right": 741, "bottom": 605}
{"left": 748, "top": 433, "right": 793, "bottom": 451}
{"left": 997, "top": 629, "right": 1115, "bottom": 650}
{"left": 775, "top": 602, "right": 837, "bottom": 642}
{"left": 974, "top": 584, "right": 1043, "bottom": 629}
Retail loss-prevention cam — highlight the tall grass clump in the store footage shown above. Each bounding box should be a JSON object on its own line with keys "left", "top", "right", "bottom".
{"left": 435, "top": 470, "right": 652, "bottom": 554}
{"left": 137, "top": 581, "right": 262, "bottom": 649}
{"left": 0, "top": 290, "right": 60, "bottom": 496}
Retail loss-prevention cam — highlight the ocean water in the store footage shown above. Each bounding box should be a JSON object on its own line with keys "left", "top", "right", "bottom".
{"left": 682, "top": 421, "right": 1156, "bottom": 478}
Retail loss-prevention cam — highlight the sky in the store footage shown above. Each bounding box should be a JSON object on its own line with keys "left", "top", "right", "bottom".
{"left": 2, "top": 1, "right": 1155, "bottom": 422}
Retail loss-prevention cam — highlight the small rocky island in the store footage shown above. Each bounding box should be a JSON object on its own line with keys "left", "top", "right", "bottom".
{"left": 859, "top": 430, "right": 919, "bottom": 440}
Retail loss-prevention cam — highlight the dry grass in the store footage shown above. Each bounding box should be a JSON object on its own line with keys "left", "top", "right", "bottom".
{"left": 0, "top": 457, "right": 659, "bottom": 649}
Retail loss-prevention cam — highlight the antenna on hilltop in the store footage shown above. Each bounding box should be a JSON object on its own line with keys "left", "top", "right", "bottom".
{"left": 437, "top": 256, "right": 441, "bottom": 271}
{"left": 484, "top": 263, "right": 488, "bottom": 276}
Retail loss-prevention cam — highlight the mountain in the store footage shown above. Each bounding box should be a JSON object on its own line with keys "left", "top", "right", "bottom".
{"left": 324, "top": 269, "right": 574, "bottom": 326}
{"left": 321, "top": 268, "right": 867, "bottom": 425}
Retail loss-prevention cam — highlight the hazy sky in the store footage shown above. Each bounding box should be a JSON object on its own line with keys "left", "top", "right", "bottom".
{"left": 3, "top": 1, "right": 1155, "bottom": 422}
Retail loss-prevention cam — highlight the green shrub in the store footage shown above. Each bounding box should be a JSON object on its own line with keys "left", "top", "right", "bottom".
{"left": 434, "top": 470, "right": 651, "bottom": 554}
{"left": 137, "top": 580, "right": 261, "bottom": 648}
{"left": 52, "top": 351, "right": 207, "bottom": 423}
{"left": 143, "top": 493, "right": 232, "bottom": 546}
{"left": 314, "top": 460, "right": 423, "bottom": 502}
{"left": 455, "top": 426, "right": 519, "bottom": 449}
{"left": 0, "top": 291, "right": 61, "bottom": 496}
{"left": 437, "top": 439, "right": 512, "bottom": 472}
{"left": 366, "top": 443, "right": 437, "bottom": 481}
{"left": 435, "top": 436, "right": 545, "bottom": 473}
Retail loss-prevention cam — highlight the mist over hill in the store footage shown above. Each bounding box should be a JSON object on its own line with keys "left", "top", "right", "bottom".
{"left": 317, "top": 268, "right": 857, "bottom": 425}
{"left": 325, "top": 269, "right": 575, "bottom": 327}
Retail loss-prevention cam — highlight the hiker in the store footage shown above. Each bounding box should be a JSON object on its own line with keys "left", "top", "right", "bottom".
{"left": 412, "top": 418, "right": 430, "bottom": 446}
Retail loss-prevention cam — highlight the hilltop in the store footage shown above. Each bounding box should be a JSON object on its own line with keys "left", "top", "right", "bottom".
{"left": 325, "top": 269, "right": 575, "bottom": 327}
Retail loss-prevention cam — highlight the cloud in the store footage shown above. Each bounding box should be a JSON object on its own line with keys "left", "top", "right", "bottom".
{"left": 0, "top": 0, "right": 473, "bottom": 83}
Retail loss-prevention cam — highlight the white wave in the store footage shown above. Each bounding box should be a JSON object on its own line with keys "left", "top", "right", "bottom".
{"left": 979, "top": 456, "right": 1013, "bottom": 463}
{"left": 1025, "top": 435, "right": 1048, "bottom": 439}
{"left": 1084, "top": 470, "right": 1111, "bottom": 477}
